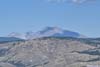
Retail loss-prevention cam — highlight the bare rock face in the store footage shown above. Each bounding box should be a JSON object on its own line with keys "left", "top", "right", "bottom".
{"left": 0, "top": 37, "right": 99, "bottom": 67}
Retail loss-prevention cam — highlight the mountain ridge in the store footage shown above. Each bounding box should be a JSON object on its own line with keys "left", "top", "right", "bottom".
{"left": 8, "top": 26, "right": 86, "bottom": 40}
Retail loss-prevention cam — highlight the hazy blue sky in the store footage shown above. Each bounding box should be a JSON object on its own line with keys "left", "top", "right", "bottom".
{"left": 0, "top": 0, "right": 100, "bottom": 37}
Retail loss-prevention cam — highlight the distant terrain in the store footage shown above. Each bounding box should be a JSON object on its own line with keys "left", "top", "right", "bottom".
{"left": 0, "top": 37, "right": 24, "bottom": 43}
{"left": 0, "top": 27, "right": 99, "bottom": 67}
{"left": 0, "top": 37, "right": 99, "bottom": 67}
{"left": 8, "top": 27, "right": 85, "bottom": 39}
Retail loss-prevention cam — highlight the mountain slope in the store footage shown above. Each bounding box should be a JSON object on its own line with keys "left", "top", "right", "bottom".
{"left": 33, "top": 27, "right": 84, "bottom": 38}
{"left": 0, "top": 37, "right": 99, "bottom": 67}
{"left": 8, "top": 32, "right": 26, "bottom": 39}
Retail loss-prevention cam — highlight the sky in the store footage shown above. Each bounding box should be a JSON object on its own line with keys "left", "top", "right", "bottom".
{"left": 0, "top": 0, "right": 100, "bottom": 37}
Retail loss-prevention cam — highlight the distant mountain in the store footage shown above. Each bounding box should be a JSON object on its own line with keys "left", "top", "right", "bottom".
{"left": 0, "top": 37, "right": 24, "bottom": 43}
{"left": 33, "top": 27, "right": 85, "bottom": 38}
{"left": 8, "top": 32, "right": 26, "bottom": 39}
{"left": 8, "top": 27, "right": 85, "bottom": 40}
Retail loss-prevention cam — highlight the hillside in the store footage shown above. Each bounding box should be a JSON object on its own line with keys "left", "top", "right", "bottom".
{"left": 0, "top": 37, "right": 99, "bottom": 67}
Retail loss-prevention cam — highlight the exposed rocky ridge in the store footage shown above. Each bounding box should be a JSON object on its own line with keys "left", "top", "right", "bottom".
{"left": 0, "top": 37, "right": 99, "bottom": 67}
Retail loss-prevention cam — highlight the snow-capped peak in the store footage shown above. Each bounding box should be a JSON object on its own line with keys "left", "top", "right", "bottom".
{"left": 8, "top": 26, "right": 85, "bottom": 40}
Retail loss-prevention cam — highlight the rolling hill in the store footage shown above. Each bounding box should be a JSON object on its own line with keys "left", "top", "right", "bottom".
{"left": 0, "top": 37, "right": 99, "bottom": 67}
